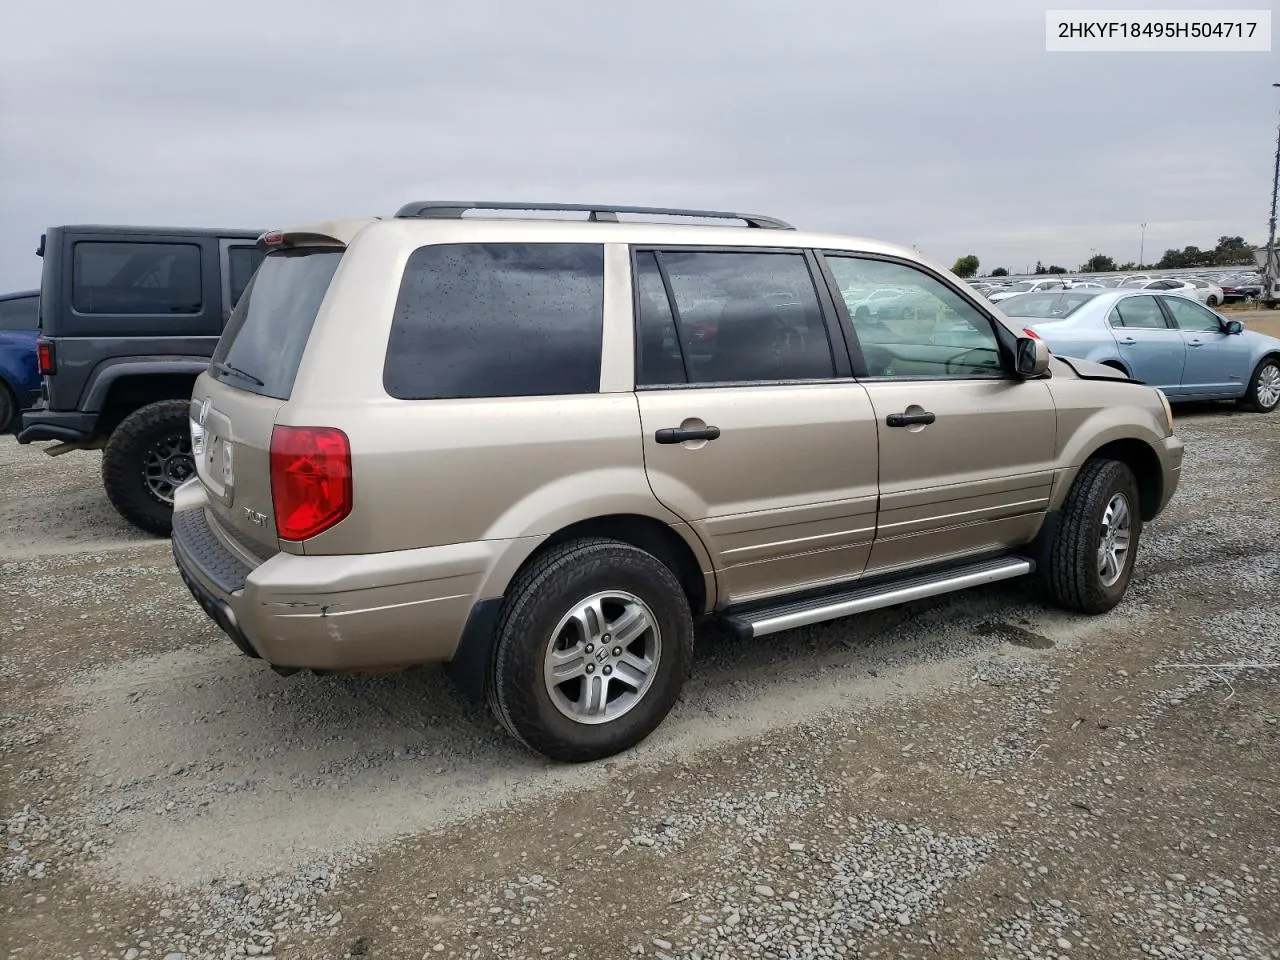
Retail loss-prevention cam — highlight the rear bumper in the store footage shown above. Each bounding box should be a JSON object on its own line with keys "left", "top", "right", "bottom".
{"left": 169, "top": 482, "right": 505, "bottom": 670}
{"left": 17, "top": 408, "right": 97, "bottom": 444}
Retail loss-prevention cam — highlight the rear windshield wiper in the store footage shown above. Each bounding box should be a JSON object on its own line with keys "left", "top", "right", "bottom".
{"left": 212, "top": 360, "right": 265, "bottom": 387}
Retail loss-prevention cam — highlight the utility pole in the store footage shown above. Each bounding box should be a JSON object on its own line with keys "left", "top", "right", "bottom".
{"left": 1264, "top": 84, "right": 1280, "bottom": 307}
{"left": 1139, "top": 222, "right": 1147, "bottom": 268}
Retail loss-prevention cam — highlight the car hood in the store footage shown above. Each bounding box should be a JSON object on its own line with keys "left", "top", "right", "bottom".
{"left": 1050, "top": 354, "right": 1133, "bottom": 382}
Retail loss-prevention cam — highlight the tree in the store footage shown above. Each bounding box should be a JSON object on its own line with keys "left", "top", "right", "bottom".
{"left": 990, "top": 267, "right": 1009, "bottom": 277}
{"left": 951, "top": 254, "right": 980, "bottom": 278}
{"left": 1212, "top": 236, "right": 1252, "bottom": 265}
{"left": 1034, "top": 260, "right": 1047, "bottom": 275}
{"left": 1082, "top": 253, "right": 1115, "bottom": 273}
{"left": 1047, "top": 264, "right": 1067, "bottom": 274}
{"left": 1117, "top": 261, "right": 1138, "bottom": 272}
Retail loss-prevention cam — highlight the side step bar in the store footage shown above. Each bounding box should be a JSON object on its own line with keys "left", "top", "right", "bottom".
{"left": 720, "top": 556, "right": 1035, "bottom": 640}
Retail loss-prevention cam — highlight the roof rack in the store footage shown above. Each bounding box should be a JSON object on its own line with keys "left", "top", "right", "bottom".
{"left": 393, "top": 201, "right": 794, "bottom": 230}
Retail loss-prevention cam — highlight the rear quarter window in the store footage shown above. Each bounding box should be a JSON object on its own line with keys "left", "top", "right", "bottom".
{"left": 384, "top": 243, "right": 605, "bottom": 400}
{"left": 72, "top": 242, "right": 202, "bottom": 315}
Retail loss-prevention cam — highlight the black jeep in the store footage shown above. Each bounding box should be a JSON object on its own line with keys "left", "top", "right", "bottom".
{"left": 18, "top": 224, "right": 264, "bottom": 534}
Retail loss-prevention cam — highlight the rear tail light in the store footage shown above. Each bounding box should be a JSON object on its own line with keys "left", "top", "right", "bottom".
{"left": 1021, "top": 327, "right": 1041, "bottom": 339}
{"left": 269, "top": 426, "right": 352, "bottom": 541}
{"left": 37, "top": 339, "right": 55, "bottom": 375}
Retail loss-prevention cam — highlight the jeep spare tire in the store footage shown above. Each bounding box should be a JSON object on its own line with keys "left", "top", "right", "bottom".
{"left": 102, "top": 399, "right": 195, "bottom": 536}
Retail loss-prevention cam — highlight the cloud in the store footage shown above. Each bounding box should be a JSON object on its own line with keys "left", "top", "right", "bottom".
{"left": 1, "top": 0, "right": 1275, "bottom": 289}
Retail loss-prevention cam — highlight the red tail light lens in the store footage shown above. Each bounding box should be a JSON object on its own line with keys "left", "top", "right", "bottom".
{"left": 269, "top": 426, "right": 352, "bottom": 541}
{"left": 37, "top": 340, "right": 55, "bottom": 375}
{"left": 1021, "top": 327, "right": 1041, "bottom": 339}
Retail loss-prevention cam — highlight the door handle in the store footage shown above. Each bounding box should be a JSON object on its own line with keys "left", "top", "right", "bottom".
{"left": 1187, "top": 340, "right": 1203, "bottom": 347}
{"left": 655, "top": 425, "right": 721, "bottom": 444}
{"left": 1118, "top": 337, "right": 1137, "bottom": 345}
{"left": 886, "top": 411, "right": 936, "bottom": 427}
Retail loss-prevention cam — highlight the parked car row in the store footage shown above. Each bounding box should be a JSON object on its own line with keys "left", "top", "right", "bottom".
{"left": 970, "top": 269, "right": 1266, "bottom": 307}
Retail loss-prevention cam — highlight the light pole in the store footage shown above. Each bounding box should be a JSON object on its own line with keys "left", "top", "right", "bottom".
{"left": 1264, "top": 83, "right": 1280, "bottom": 307}
{"left": 1139, "top": 222, "right": 1147, "bottom": 268}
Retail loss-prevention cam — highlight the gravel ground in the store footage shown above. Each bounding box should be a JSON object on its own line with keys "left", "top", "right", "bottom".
{"left": 1, "top": 403, "right": 1277, "bottom": 960}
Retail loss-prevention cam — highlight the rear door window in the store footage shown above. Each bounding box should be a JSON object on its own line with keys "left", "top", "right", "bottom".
{"left": 636, "top": 249, "right": 834, "bottom": 385}
{"left": 384, "top": 243, "right": 605, "bottom": 400}
{"left": 1110, "top": 296, "right": 1168, "bottom": 329}
{"left": 210, "top": 248, "right": 343, "bottom": 399}
{"left": 72, "top": 242, "right": 202, "bottom": 315}
{"left": 0, "top": 296, "right": 39, "bottom": 329}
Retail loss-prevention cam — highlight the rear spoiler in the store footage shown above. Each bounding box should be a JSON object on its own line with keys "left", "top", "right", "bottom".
{"left": 256, "top": 229, "right": 350, "bottom": 252}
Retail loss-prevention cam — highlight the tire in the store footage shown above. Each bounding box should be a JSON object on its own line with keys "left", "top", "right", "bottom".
{"left": 1206, "top": 295, "right": 1219, "bottom": 306}
{"left": 0, "top": 383, "right": 15, "bottom": 434}
{"left": 101, "top": 399, "right": 195, "bottom": 536}
{"left": 1239, "top": 357, "right": 1280, "bottom": 413}
{"left": 1040, "top": 458, "right": 1142, "bottom": 615}
{"left": 487, "top": 537, "right": 694, "bottom": 763}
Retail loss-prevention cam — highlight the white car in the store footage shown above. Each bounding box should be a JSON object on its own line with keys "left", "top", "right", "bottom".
{"left": 987, "top": 278, "right": 1068, "bottom": 303}
{"left": 1182, "top": 277, "right": 1226, "bottom": 306}
{"left": 1123, "top": 278, "right": 1200, "bottom": 300}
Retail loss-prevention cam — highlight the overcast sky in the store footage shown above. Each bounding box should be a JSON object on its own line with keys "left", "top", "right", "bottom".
{"left": 1, "top": 0, "right": 1276, "bottom": 289}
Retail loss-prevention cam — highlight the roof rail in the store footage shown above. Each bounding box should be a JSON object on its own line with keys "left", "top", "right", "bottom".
{"left": 392, "top": 201, "right": 794, "bottom": 230}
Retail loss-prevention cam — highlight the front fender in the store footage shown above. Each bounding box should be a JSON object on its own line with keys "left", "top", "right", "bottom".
{"left": 1046, "top": 380, "right": 1172, "bottom": 512}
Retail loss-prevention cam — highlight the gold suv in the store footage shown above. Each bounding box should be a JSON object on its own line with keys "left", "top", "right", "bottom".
{"left": 170, "top": 202, "right": 1184, "bottom": 762}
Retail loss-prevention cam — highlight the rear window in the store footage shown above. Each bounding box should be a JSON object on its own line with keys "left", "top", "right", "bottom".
{"left": 384, "top": 243, "right": 604, "bottom": 400}
{"left": 210, "top": 248, "right": 343, "bottom": 400}
{"left": 998, "top": 291, "right": 1099, "bottom": 318}
{"left": 72, "top": 242, "right": 202, "bottom": 315}
{"left": 0, "top": 296, "right": 39, "bottom": 330}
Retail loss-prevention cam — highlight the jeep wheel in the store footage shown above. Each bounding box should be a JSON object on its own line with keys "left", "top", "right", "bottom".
{"left": 102, "top": 399, "right": 195, "bottom": 536}
{"left": 1040, "top": 458, "right": 1142, "bottom": 614}
{"left": 1239, "top": 357, "right": 1280, "bottom": 413}
{"left": 0, "top": 383, "right": 15, "bottom": 434}
{"left": 488, "top": 538, "right": 693, "bottom": 763}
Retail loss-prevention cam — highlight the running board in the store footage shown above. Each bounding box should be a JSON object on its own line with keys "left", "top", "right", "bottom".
{"left": 720, "top": 556, "right": 1035, "bottom": 640}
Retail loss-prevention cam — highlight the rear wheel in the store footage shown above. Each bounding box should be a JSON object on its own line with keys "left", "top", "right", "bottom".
{"left": 0, "top": 383, "right": 15, "bottom": 434}
{"left": 101, "top": 399, "right": 195, "bottom": 536}
{"left": 488, "top": 538, "right": 693, "bottom": 762}
{"left": 1239, "top": 357, "right": 1280, "bottom": 413}
{"left": 1206, "top": 295, "right": 1219, "bottom": 306}
{"left": 1040, "top": 458, "right": 1142, "bottom": 614}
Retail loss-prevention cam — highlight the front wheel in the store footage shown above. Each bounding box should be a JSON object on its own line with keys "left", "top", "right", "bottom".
{"left": 101, "top": 399, "right": 195, "bottom": 536}
{"left": 488, "top": 538, "right": 693, "bottom": 763}
{"left": 1239, "top": 357, "right": 1280, "bottom": 413}
{"left": 1040, "top": 458, "right": 1142, "bottom": 614}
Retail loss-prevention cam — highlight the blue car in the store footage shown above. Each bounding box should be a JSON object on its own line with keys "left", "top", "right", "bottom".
{"left": 997, "top": 288, "right": 1280, "bottom": 413}
{"left": 0, "top": 290, "right": 41, "bottom": 433}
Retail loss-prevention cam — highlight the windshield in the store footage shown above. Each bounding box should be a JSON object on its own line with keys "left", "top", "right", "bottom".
{"left": 210, "top": 247, "right": 343, "bottom": 400}
{"left": 1004, "top": 281, "right": 1034, "bottom": 292}
{"left": 997, "top": 291, "right": 1100, "bottom": 319}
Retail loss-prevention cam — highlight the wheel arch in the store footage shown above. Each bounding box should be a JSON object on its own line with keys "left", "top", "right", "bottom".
{"left": 1079, "top": 437, "right": 1164, "bottom": 521}
{"left": 446, "top": 513, "right": 716, "bottom": 705}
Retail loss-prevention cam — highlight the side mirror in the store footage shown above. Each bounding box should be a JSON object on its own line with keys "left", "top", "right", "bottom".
{"left": 1015, "top": 336, "right": 1051, "bottom": 377}
{"left": 1224, "top": 320, "right": 1244, "bottom": 335}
